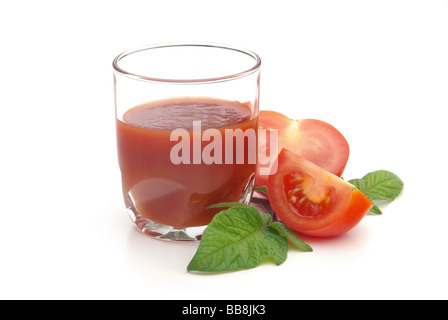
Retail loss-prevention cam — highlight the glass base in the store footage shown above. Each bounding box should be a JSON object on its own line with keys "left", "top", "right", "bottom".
{"left": 126, "top": 206, "right": 205, "bottom": 241}
{"left": 124, "top": 173, "right": 255, "bottom": 241}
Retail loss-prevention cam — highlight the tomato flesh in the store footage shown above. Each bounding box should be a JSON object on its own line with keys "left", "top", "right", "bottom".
{"left": 284, "top": 172, "right": 337, "bottom": 218}
{"left": 268, "top": 149, "right": 372, "bottom": 237}
{"left": 256, "top": 111, "right": 350, "bottom": 187}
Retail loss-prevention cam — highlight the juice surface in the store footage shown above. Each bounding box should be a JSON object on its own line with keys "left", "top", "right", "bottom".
{"left": 116, "top": 97, "right": 258, "bottom": 228}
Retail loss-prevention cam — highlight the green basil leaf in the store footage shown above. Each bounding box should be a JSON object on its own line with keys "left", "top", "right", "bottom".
{"left": 206, "top": 202, "right": 249, "bottom": 209}
{"left": 187, "top": 207, "right": 288, "bottom": 272}
{"left": 269, "top": 222, "right": 313, "bottom": 252}
{"left": 367, "top": 204, "right": 383, "bottom": 215}
{"left": 349, "top": 170, "right": 404, "bottom": 202}
{"left": 261, "top": 226, "right": 289, "bottom": 265}
{"left": 254, "top": 185, "right": 269, "bottom": 196}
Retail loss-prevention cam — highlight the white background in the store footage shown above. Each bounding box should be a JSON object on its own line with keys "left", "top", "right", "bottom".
{"left": 1, "top": 0, "right": 447, "bottom": 300}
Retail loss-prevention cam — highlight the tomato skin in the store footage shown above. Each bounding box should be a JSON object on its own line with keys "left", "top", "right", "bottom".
{"left": 268, "top": 149, "right": 372, "bottom": 237}
{"left": 256, "top": 111, "right": 350, "bottom": 187}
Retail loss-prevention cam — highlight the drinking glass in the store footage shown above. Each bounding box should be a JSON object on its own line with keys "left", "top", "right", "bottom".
{"left": 113, "top": 43, "right": 261, "bottom": 241}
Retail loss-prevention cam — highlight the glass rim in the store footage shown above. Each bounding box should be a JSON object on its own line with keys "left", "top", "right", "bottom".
{"left": 112, "top": 42, "right": 262, "bottom": 84}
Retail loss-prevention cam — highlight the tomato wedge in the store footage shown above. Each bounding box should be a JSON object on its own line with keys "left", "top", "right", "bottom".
{"left": 256, "top": 110, "right": 350, "bottom": 187}
{"left": 268, "top": 149, "right": 372, "bottom": 237}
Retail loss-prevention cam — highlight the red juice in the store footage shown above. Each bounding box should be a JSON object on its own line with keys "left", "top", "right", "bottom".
{"left": 116, "top": 97, "right": 258, "bottom": 229}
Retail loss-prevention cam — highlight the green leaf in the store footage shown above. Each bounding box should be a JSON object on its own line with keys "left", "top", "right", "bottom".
{"left": 187, "top": 207, "right": 288, "bottom": 272}
{"left": 254, "top": 185, "right": 269, "bottom": 196}
{"left": 349, "top": 170, "right": 403, "bottom": 215}
{"left": 206, "top": 202, "right": 249, "bottom": 209}
{"left": 367, "top": 204, "right": 382, "bottom": 215}
{"left": 348, "top": 170, "right": 404, "bottom": 202}
{"left": 261, "top": 226, "right": 289, "bottom": 265}
{"left": 269, "top": 222, "right": 313, "bottom": 252}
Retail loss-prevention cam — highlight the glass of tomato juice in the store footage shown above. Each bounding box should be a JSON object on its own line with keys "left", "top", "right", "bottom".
{"left": 113, "top": 43, "right": 261, "bottom": 241}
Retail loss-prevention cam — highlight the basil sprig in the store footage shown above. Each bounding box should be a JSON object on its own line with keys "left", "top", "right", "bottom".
{"left": 349, "top": 170, "right": 404, "bottom": 215}
{"left": 187, "top": 203, "right": 312, "bottom": 273}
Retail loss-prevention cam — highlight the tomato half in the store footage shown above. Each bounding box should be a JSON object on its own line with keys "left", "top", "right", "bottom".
{"left": 268, "top": 149, "right": 372, "bottom": 237}
{"left": 256, "top": 110, "right": 350, "bottom": 187}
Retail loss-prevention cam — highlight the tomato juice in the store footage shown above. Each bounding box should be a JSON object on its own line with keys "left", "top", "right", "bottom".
{"left": 116, "top": 97, "right": 258, "bottom": 229}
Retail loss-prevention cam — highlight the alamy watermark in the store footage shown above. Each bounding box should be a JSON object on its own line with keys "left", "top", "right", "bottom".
{"left": 169, "top": 121, "right": 278, "bottom": 176}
